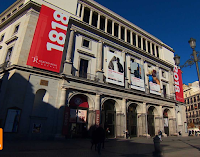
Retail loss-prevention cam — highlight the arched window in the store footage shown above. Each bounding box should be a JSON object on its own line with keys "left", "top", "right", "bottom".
{"left": 32, "top": 89, "right": 49, "bottom": 117}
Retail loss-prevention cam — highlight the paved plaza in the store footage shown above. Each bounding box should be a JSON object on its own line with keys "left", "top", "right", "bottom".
{"left": 0, "top": 136, "right": 200, "bottom": 157}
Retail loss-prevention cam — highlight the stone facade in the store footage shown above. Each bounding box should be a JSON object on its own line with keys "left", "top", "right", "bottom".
{"left": 0, "top": 0, "right": 187, "bottom": 139}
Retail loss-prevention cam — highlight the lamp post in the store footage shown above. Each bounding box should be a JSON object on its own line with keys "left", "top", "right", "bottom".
{"left": 188, "top": 38, "right": 200, "bottom": 87}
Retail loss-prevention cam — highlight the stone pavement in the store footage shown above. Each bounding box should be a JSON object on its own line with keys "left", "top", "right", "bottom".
{"left": 0, "top": 136, "right": 200, "bottom": 157}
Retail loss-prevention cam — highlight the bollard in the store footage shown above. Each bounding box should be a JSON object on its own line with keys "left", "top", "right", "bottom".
{"left": 153, "top": 135, "right": 161, "bottom": 152}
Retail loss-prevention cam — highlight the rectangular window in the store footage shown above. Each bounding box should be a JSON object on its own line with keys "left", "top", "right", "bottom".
{"left": 0, "top": 34, "right": 5, "bottom": 42}
{"left": 92, "top": 12, "right": 98, "bottom": 27}
{"left": 152, "top": 44, "right": 155, "bottom": 56}
{"left": 197, "top": 95, "right": 200, "bottom": 101}
{"left": 162, "top": 71, "right": 166, "bottom": 78}
{"left": 4, "top": 109, "right": 21, "bottom": 132}
{"left": 187, "top": 99, "right": 189, "bottom": 104}
{"left": 100, "top": 16, "right": 105, "bottom": 31}
{"left": 163, "top": 85, "right": 167, "bottom": 98}
{"left": 156, "top": 46, "right": 159, "bottom": 58}
{"left": 107, "top": 20, "right": 112, "bottom": 34}
{"left": 132, "top": 33, "right": 136, "bottom": 46}
{"left": 83, "top": 8, "right": 90, "bottom": 23}
{"left": 5, "top": 47, "right": 13, "bottom": 64}
{"left": 13, "top": 24, "right": 20, "bottom": 34}
{"left": 7, "top": 13, "right": 11, "bottom": 18}
{"left": 143, "top": 38, "right": 146, "bottom": 51}
{"left": 114, "top": 23, "right": 118, "bottom": 37}
{"left": 121, "top": 27, "right": 125, "bottom": 40}
{"left": 147, "top": 41, "right": 151, "bottom": 53}
{"left": 79, "top": 4, "right": 82, "bottom": 17}
{"left": 79, "top": 59, "right": 88, "bottom": 78}
{"left": 82, "top": 38, "right": 91, "bottom": 49}
{"left": 138, "top": 36, "right": 141, "bottom": 48}
{"left": 194, "top": 97, "right": 196, "bottom": 102}
{"left": 1, "top": 17, "right": 5, "bottom": 22}
{"left": 127, "top": 30, "right": 130, "bottom": 43}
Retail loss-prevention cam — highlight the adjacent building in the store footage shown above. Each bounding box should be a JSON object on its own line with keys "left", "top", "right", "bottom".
{"left": 183, "top": 81, "right": 200, "bottom": 129}
{"left": 0, "top": 0, "right": 187, "bottom": 140}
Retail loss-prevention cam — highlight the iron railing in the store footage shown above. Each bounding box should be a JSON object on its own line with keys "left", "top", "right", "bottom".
{"left": 74, "top": 72, "right": 99, "bottom": 82}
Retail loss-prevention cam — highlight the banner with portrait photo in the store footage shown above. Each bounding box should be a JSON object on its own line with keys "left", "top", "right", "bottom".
{"left": 147, "top": 66, "right": 161, "bottom": 95}
{"left": 106, "top": 51, "right": 124, "bottom": 86}
{"left": 130, "top": 61, "right": 145, "bottom": 91}
{"left": 77, "top": 110, "right": 87, "bottom": 123}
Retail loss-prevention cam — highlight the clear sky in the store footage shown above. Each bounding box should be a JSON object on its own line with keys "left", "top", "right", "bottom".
{"left": 1, "top": 0, "right": 200, "bottom": 85}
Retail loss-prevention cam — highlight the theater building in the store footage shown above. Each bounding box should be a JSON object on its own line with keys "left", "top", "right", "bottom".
{"left": 0, "top": 0, "right": 187, "bottom": 139}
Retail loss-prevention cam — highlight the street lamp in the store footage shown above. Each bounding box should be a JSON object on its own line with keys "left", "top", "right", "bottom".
{"left": 174, "top": 55, "right": 180, "bottom": 66}
{"left": 187, "top": 38, "right": 200, "bottom": 87}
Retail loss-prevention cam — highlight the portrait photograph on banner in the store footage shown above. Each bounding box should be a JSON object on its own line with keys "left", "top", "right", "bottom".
{"left": 130, "top": 61, "right": 145, "bottom": 91}
{"left": 77, "top": 110, "right": 87, "bottom": 123}
{"left": 106, "top": 51, "right": 124, "bottom": 86}
{"left": 147, "top": 66, "right": 161, "bottom": 95}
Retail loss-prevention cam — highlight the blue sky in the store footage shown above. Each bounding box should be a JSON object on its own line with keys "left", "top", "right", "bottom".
{"left": 1, "top": 0, "right": 200, "bottom": 85}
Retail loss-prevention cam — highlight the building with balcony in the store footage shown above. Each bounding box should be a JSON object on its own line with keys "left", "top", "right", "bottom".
{"left": 0, "top": 0, "right": 186, "bottom": 139}
{"left": 183, "top": 81, "right": 200, "bottom": 129}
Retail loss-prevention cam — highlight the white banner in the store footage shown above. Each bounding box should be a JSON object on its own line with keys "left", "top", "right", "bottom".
{"left": 106, "top": 51, "right": 124, "bottom": 86}
{"left": 77, "top": 110, "right": 87, "bottom": 123}
{"left": 164, "top": 118, "right": 168, "bottom": 127}
{"left": 130, "top": 62, "right": 145, "bottom": 91}
{"left": 147, "top": 66, "right": 161, "bottom": 95}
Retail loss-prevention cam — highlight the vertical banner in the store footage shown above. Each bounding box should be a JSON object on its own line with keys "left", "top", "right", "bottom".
{"left": 174, "top": 66, "right": 184, "bottom": 102}
{"left": 130, "top": 61, "right": 145, "bottom": 91}
{"left": 62, "top": 106, "right": 70, "bottom": 135}
{"left": 0, "top": 128, "right": 2, "bottom": 150}
{"left": 106, "top": 51, "right": 124, "bottom": 86}
{"left": 27, "top": 5, "right": 69, "bottom": 73}
{"left": 95, "top": 110, "right": 100, "bottom": 126}
{"left": 148, "top": 66, "right": 161, "bottom": 95}
{"left": 77, "top": 110, "right": 87, "bottom": 123}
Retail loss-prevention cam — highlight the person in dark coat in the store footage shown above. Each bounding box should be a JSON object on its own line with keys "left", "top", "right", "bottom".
{"left": 95, "top": 124, "right": 105, "bottom": 155}
{"left": 91, "top": 125, "right": 97, "bottom": 150}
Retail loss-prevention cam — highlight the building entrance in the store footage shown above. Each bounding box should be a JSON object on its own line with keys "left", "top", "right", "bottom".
{"left": 127, "top": 104, "right": 137, "bottom": 137}
{"left": 102, "top": 99, "right": 116, "bottom": 138}
{"left": 163, "top": 109, "right": 169, "bottom": 136}
{"left": 147, "top": 107, "right": 155, "bottom": 136}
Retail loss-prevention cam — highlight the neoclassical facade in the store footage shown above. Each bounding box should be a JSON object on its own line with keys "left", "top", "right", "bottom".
{"left": 0, "top": 0, "right": 186, "bottom": 139}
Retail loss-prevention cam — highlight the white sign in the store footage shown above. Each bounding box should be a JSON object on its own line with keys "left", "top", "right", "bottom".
{"left": 77, "top": 110, "right": 87, "bottom": 123}
{"left": 106, "top": 51, "right": 124, "bottom": 86}
{"left": 164, "top": 118, "right": 168, "bottom": 127}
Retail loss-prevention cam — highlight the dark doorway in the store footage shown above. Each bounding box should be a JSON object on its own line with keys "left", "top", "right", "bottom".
{"left": 147, "top": 107, "right": 155, "bottom": 136}
{"left": 127, "top": 104, "right": 137, "bottom": 137}
{"left": 79, "top": 59, "right": 88, "bottom": 78}
{"left": 102, "top": 99, "right": 116, "bottom": 138}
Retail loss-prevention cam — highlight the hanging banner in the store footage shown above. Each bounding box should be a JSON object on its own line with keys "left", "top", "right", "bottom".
{"left": 164, "top": 118, "right": 168, "bottom": 127}
{"left": 77, "top": 110, "right": 87, "bottom": 123}
{"left": 147, "top": 66, "right": 161, "bottom": 95}
{"left": 95, "top": 110, "right": 100, "bottom": 126}
{"left": 27, "top": 5, "right": 69, "bottom": 73}
{"left": 130, "top": 61, "right": 145, "bottom": 91}
{"left": 174, "top": 66, "right": 184, "bottom": 102}
{"left": 106, "top": 51, "right": 124, "bottom": 86}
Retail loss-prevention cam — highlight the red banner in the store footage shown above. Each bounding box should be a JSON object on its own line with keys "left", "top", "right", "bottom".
{"left": 95, "top": 110, "right": 100, "bottom": 126}
{"left": 27, "top": 5, "right": 69, "bottom": 73}
{"left": 174, "top": 66, "right": 184, "bottom": 102}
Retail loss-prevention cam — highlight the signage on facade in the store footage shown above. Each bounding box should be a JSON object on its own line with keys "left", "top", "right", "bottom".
{"left": 77, "top": 110, "right": 87, "bottom": 123}
{"left": 130, "top": 61, "right": 145, "bottom": 91}
{"left": 95, "top": 110, "right": 100, "bottom": 126}
{"left": 27, "top": 5, "right": 69, "bottom": 73}
{"left": 173, "top": 66, "right": 184, "bottom": 102}
{"left": 106, "top": 51, "right": 124, "bottom": 86}
{"left": 147, "top": 66, "right": 161, "bottom": 95}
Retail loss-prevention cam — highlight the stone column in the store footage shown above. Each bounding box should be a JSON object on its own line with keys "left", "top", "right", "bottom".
{"left": 56, "top": 87, "right": 67, "bottom": 137}
{"left": 146, "top": 40, "right": 148, "bottom": 52}
{"left": 63, "top": 29, "right": 75, "bottom": 75}
{"left": 130, "top": 32, "right": 133, "bottom": 45}
{"left": 80, "top": 5, "right": 85, "bottom": 21}
{"left": 150, "top": 42, "right": 153, "bottom": 55}
{"left": 122, "top": 98, "right": 127, "bottom": 138}
{"left": 76, "top": 3, "right": 81, "bottom": 17}
{"left": 141, "top": 37, "right": 143, "bottom": 50}
{"left": 96, "top": 41, "right": 104, "bottom": 82}
{"left": 124, "top": 28, "right": 127, "bottom": 42}
{"left": 135, "top": 34, "right": 138, "bottom": 47}
{"left": 105, "top": 18, "right": 108, "bottom": 33}
{"left": 112, "top": 21, "right": 115, "bottom": 36}
{"left": 89, "top": 9, "right": 93, "bottom": 25}
{"left": 97, "top": 14, "right": 100, "bottom": 29}
{"left": 118, "top": 25, "right": 121, "bottom": 40}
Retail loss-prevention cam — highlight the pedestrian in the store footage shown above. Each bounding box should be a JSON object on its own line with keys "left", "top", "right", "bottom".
{"left": 105, "top": 127, "right": 110, "bottom": 139}
{"left": 95, "top": 124, "right": 105, "bottom": 155}
{"left": 125, "top": 129, "right": 130, "bottom": 139}
{"left": 158, "top": 130, "right": 162, "bottom": 141}
{"left": 91, "top": 125, "right": 97, "bottom": 150}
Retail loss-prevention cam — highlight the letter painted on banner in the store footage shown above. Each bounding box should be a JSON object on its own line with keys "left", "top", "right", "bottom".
{"left": 173, "top": 66, "right": 184, "bottom": 102}
{"left": 27, "top": 5, "right": 69, "bottom": 73}
{"left": 0, "top": 128, "right": 3, "bottom": 150}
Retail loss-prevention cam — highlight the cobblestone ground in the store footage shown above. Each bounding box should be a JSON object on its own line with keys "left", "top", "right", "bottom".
{"left": 0, "top": 136, "right": 200, "bottom": 157}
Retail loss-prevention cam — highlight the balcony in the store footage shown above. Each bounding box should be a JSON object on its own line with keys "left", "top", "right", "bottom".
{"left": 74, "top": 72, "right": 99, "bottom": 82}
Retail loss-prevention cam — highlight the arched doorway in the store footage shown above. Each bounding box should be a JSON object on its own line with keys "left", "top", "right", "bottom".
{"left": 147, "top": 106, "right": 155, "bottom": 136}
{"left": 69, "top": 94, "right": 89, "bottom": 138}
{"left": 163, "top": 109, "right": 169, "bottom": 136}
{"left": 102, "top": 99, "right": 116, "bottom": 138}
{"left": 127, "top": 103, "right": 137, "bottom": 137}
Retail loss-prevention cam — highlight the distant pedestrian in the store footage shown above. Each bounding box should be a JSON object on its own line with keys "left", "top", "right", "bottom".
{"left": 95, "top": 124, "right": 105, "bottom": 155}
{"left": 105, "top": 127, "right": 110, "bottom": 139}
{"left": 158, "top": 130, "right": 162, "bottom": 141}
